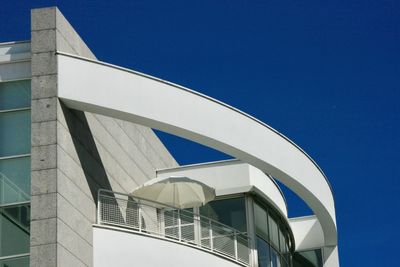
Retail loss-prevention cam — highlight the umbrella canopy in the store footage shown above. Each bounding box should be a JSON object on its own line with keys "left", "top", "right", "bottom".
{"left": 131, "top": 176, "right": 215, "bottom": 209}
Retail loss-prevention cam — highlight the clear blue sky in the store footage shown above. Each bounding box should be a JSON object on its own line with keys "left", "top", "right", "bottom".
{"left": 1, "top": 1, "right": 399, "bottom": 266}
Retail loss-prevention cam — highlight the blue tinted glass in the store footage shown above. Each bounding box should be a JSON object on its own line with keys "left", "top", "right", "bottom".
{"left": 0, "top": 80, "right": 31, "bottom": 110}
{"left": 0, "top": 204, "right": 30, "bottom": 257}
{"left": 293, "top": 249, "right": 323, "bottom": 267}
{"left": 279, "top": 228, "right": 286, "bottom": 253}
{"left": 268, "top": 214, "right": 280, "bottom": 250}
{"left": 254, "top": 202, "right": 269, "bottom": 241}
{"left": 281, "top": 258, "right": 289, "bottom": 267}
{"left": 0, "top": 110, "right": 31, "bottom": 157}
{"left": 257, "top": 237, "right": 271, "bottom": 267}
{"left": 0, "top": 156, "right": 30, "bottom": 204}
{"left": 271, "top": 248, "right": 280, "bottom": 267}
{"left": 200, "top": 197, "right": 247, "bottom": 232}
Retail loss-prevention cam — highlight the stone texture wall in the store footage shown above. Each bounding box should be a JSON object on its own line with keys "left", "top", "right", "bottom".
{"left": 30, "top": 7, "right": 177, "bottom": 267}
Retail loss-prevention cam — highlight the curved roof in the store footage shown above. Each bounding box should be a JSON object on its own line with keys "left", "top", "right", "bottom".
{"left": 56, "top": 51, "right": 337, "bottom": 248}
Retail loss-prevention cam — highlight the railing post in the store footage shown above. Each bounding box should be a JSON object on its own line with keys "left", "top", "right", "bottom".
{"left": 1, "top": 176, "right": 3, "bottom": 204}
{"left": 194, "top": 207, "right": 201, "bottom": 246}
{"left": 138, "top": 200, "right": 142, "bottom": 232}
{"left": 234, "top": 230, "right": 238, "bottom": 261}
{"left": 209, "top": 219, "right": 213, "bottom": 251}
{"left": 178, "top": 210, "right": 182, "bottom": 241}
{"left": 97, "top": 190, "right": 101, "bottom": 224}
{"left": 159, "top": 209, "right": 164, "bottom": 236}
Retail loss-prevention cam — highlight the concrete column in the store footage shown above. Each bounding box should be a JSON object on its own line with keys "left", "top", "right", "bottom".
{"left": 30, "top": 7, "right": 178, "bottom": 267}
{"left": 30, "top": 7, "right": 59, "bottom": 267}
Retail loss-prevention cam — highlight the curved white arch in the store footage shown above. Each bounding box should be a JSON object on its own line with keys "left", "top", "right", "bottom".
{"left": 56, "top": 52, "right": 338, "bottom": 250}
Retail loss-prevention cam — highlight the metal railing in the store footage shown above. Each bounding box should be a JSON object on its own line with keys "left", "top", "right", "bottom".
{"left": 0, "top": 172, "right": 30, "bottom": 204}
{"left": 97, "top": 189, "right": 250, "bottom": 266}
{"left": 0, "top": 253, "right": 30, "bottom": 266}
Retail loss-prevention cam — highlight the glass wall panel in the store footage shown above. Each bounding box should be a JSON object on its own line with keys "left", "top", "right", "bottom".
{"left": 282, "top": 253, "right": 291, "bottom": 267}
{"left": 200, "top": 197, "right": 246, "bottom": 232}
{"left": 253, "top": 197, "right": 296, "bottom": 267}
{"left": 279, "top": 228, "right": 286, "bottom": 253}
{"left": 0, "top": 255, "right": 29, "bottom": 267}
{"left": 0, "top": 204, "right": 30, "bottom": 257}
{"left": 0, "top": 80, "right": 31, "bottom": 110}
{"left": 293, "top": 249, "right": 323, "bottom": 267}
{"left": 268, "top": 214, "right": 280, "bottom": 250}
{"left": 0, "top": 110, "right": 31, "bottom": 157}
{"left": 254, "top": 202, "right": 269, "bottom": 241}
{"left": 257, "top": 236, "right": 271, "bottom": 267}
{"left": 0, "top": 80, "right": 31, "bottom": 267}
{"left": 281, "top": 257, "right": 290, "bottom": 267}
{"left": 271, "top": 248, "right": 281, "bottom": 267}
{"left": 0, "top": 156, "right": 30, "bottom": 204}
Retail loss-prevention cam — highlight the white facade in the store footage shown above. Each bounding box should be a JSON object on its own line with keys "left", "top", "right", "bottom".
{"left": 0, "top": 7, "right": 339, "bottom": 267}
{"left": 56, "top": 52, "right": 339, "bottom": 266}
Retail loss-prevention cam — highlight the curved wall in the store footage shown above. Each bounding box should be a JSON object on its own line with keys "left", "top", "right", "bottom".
{"left": 93, "top": 226, "right": 244, "bottom": 267}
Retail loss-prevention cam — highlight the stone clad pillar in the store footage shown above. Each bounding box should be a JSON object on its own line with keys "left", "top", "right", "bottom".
{"left": 30, "top": 7, "right": 178, "bottom": 267}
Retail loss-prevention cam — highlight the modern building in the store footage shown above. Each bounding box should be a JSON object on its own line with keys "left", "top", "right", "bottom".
{"left": 0, "top": 7, "right": 339, "bottom": 267}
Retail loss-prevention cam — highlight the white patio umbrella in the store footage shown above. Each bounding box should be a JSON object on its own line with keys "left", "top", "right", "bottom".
{"left": 131, "top": 176, "right": 215, "bottom": 209}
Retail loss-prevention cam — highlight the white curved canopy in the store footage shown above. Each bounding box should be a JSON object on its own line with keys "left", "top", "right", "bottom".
{"left": 56, "top": 52, "right": 338, "bottom": 251}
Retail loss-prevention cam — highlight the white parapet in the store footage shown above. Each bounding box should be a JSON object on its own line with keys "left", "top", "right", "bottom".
{"left": 93, "top": 226, "right": 246, "bottom": 267}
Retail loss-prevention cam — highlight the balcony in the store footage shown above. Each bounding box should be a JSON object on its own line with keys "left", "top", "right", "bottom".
{"left": 97, "top": 189, "right": 251, "bottom": 266}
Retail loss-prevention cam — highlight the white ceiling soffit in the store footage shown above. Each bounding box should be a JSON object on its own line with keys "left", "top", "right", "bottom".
{"left": 56, "top": 52, "right": 338, "bottom": 248}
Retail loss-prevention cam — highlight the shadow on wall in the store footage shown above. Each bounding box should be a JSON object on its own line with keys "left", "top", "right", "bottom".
{"left": 61, "top": 103, "right": 113, "bottom": 202}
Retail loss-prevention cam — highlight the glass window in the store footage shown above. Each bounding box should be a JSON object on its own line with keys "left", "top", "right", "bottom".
{"left": 268, "top": 214, "right": 280, "bottom": 250}
{"left": 0, "top": 156, "right": 30, "bottom": 204}
{"left": 282, "top": 252, "right": 291, "bottom": 267}
{"left": 0, "top": 80, "right": 31, "bottom": 267}
{"left": 257, "top": 236, "right": 271, "bottom": 267}
{"left": 279, "top": 227, "right": 286, "bottom": 253}
{"left": 0, "top": 80, "right": 31, "bottom": 110}
{"left": 254, "top": 202, "right": 269, "bottom": 241}
{"left": 0, "top": 110, "right": 31, "bottom": 157}
{"left": 281, "top": 257, "right": 290, "bottom": 267}
{"left": 271, "top": 247, "right": 281, "bottom": 267}
{"left": 0, "top": 255, "right": 29, "bottom": 267}
{"left": 0, "top": 204, "right": 30, "bottom": 257}
{"left": 293, "top": 249, "right": 323, "bottom": 267}
{"left": 200, "top": 197, "right": 247, "bottom": 232}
